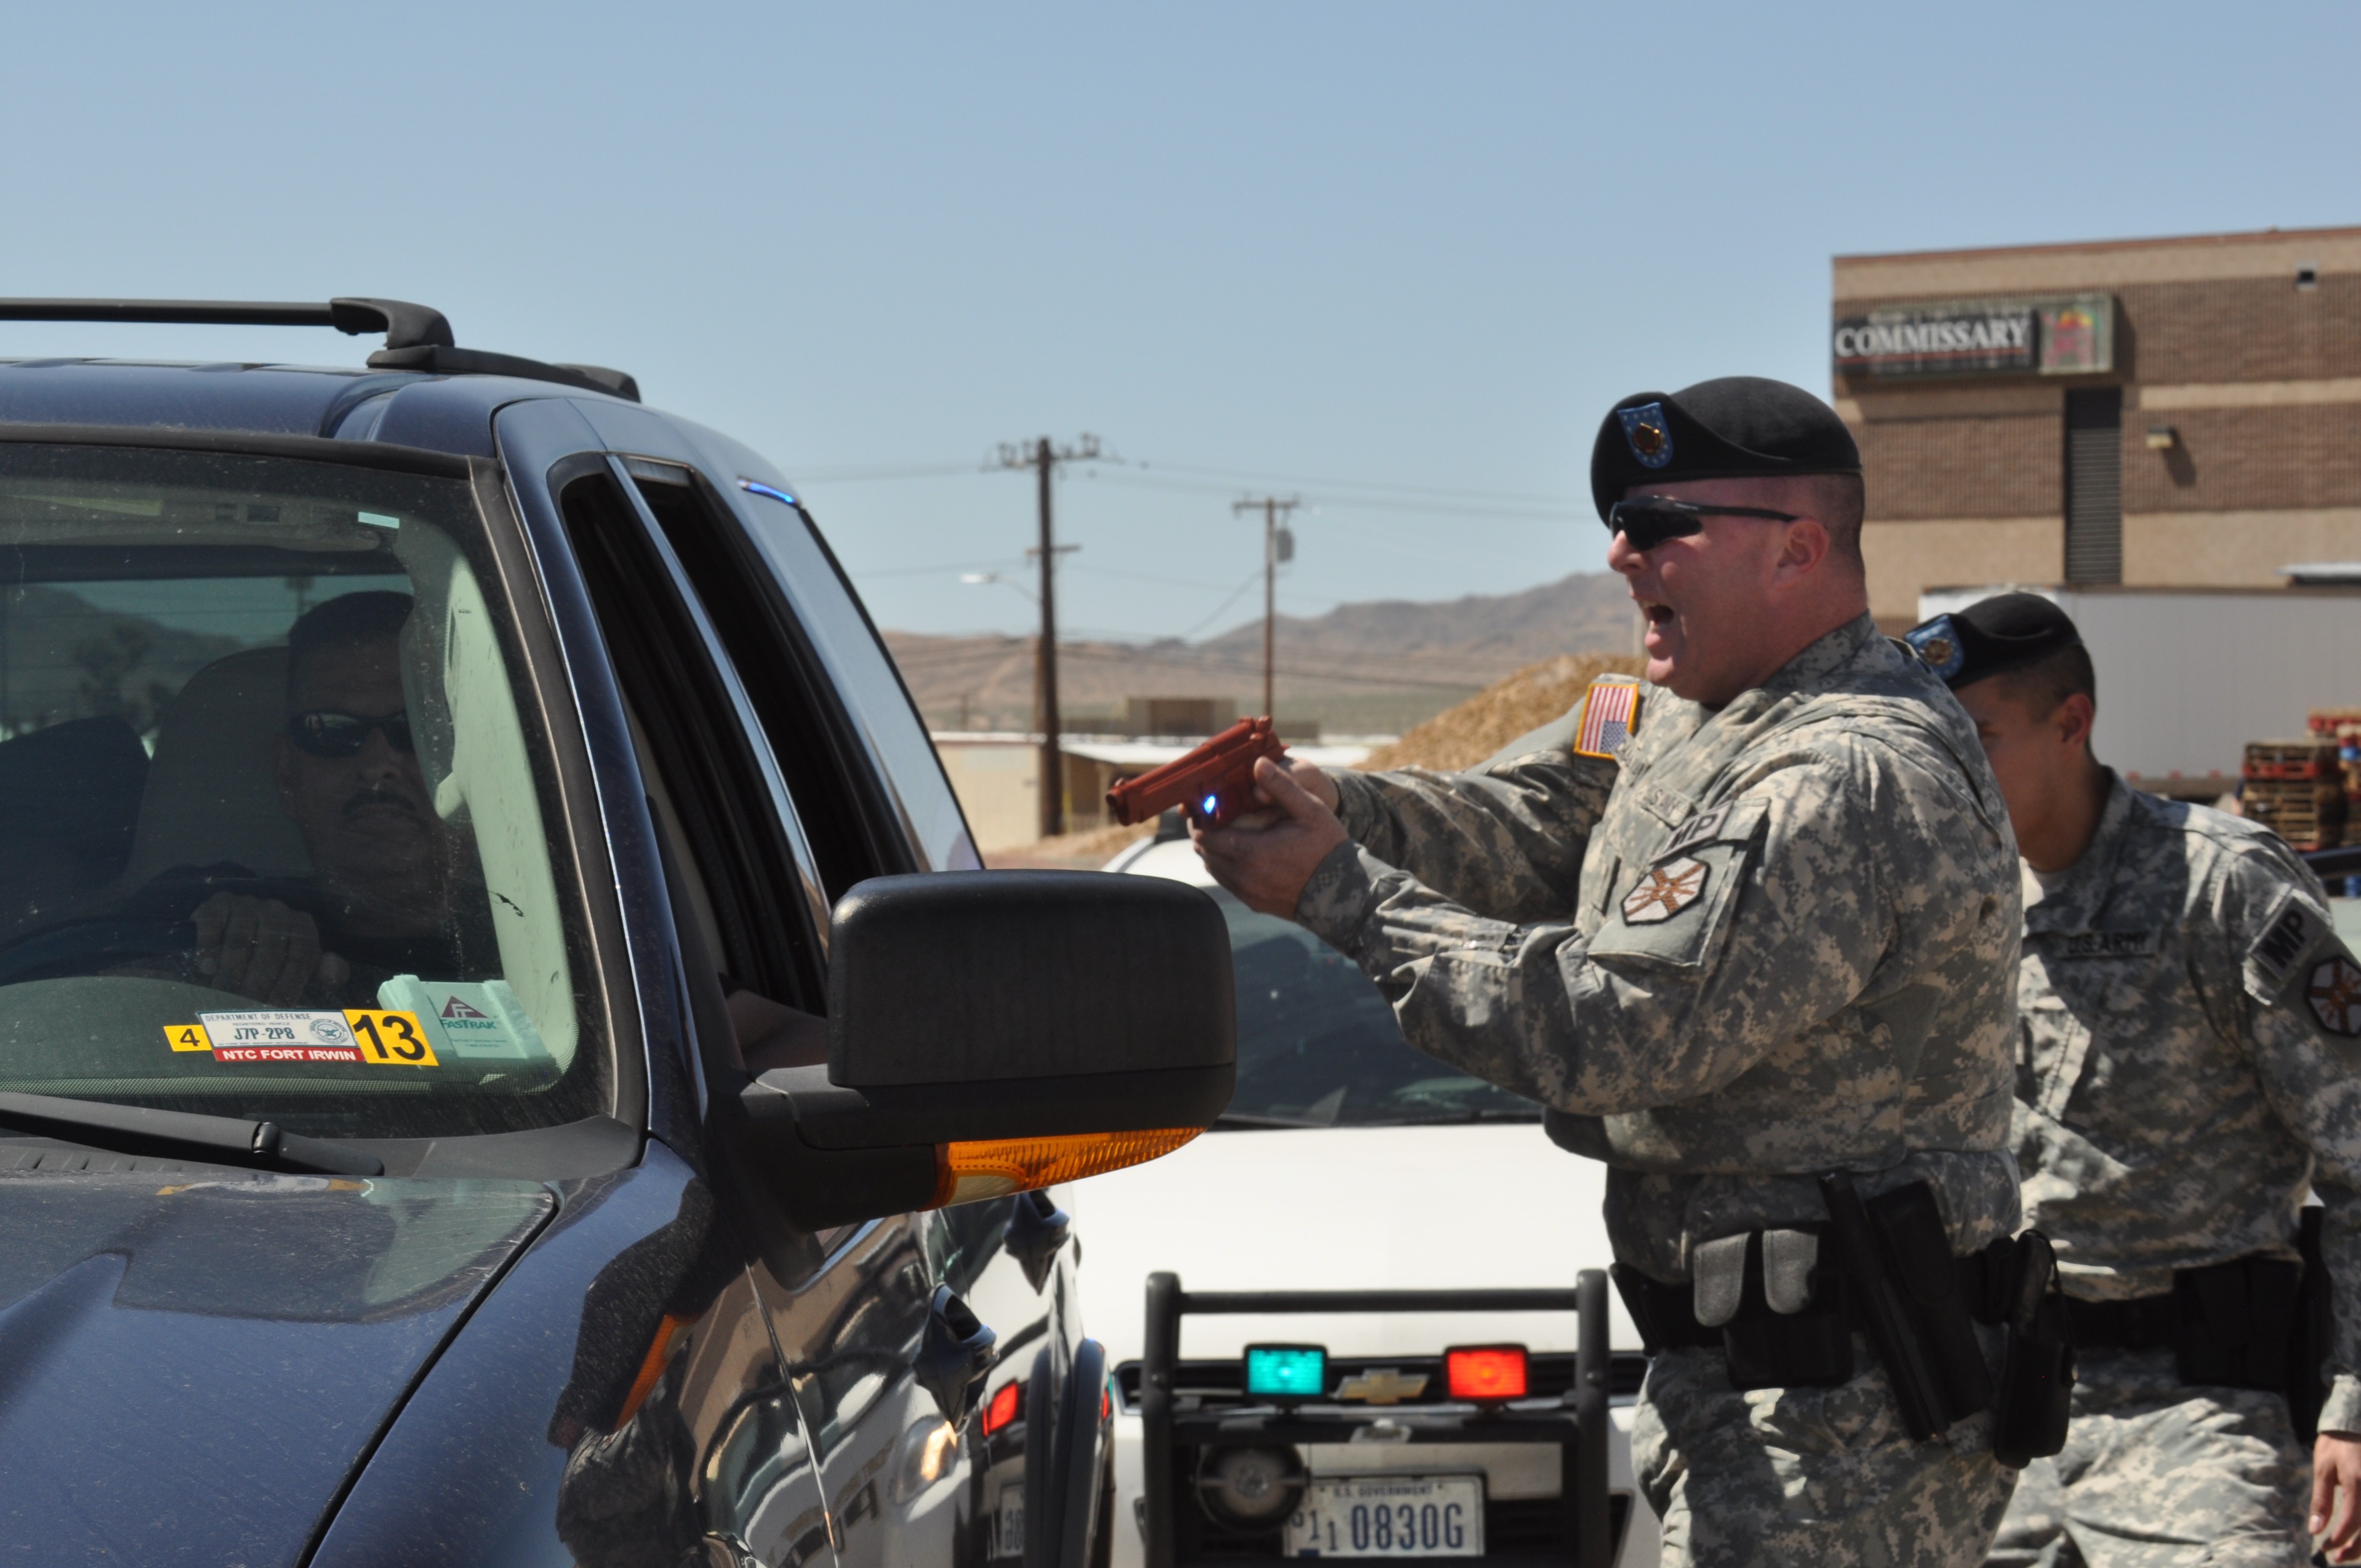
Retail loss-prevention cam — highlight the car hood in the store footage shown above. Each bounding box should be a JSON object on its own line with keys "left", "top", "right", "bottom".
{"left": 1069, "top": 1121, "right": 1633, "bottom": 1367}
{"left": 0, "top": 1166, "right": 553, "bottom": 1564}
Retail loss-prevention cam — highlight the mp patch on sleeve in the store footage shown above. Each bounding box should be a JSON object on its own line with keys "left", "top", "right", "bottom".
{"left": 2245, "top": 883, "right": 2332, "bottom": 1004}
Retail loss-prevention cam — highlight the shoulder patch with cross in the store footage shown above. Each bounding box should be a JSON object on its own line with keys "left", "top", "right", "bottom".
{"left": 1591, "top": 797, "right": 1769, "bottom": 973}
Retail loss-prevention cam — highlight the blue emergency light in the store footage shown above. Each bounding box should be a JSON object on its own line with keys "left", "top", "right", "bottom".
{"left": 1243, "top": 1344, "right": 1328, "bottom": 1399}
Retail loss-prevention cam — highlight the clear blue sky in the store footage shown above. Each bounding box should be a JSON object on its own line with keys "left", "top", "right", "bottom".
{"left": 8, "top": 3, "right": 2357, "bottom": 643}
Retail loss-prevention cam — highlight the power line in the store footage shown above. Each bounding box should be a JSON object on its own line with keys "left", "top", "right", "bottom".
{"left": 788, "top": 460, "right": 985, "bottom": 482}
{"left": 1078, "top": 467, "right": 1581, "bottom": 521}
{"left": 1136, "top": 458, "right": 1581, "bottom": 509}
{"left": 790, "top": 451, "right": 1585, "bottom": 513}
{"left": 1174, "top": 567, "right": 1266, "bottom": 640}
{"left": 843, "top": 554, "right": 1027, "bottom": 579}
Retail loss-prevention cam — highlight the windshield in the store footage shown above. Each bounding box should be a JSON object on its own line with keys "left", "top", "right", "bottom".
{"left": 0, "top": 444, "right": 605, "bottom": 1140}
{"left": 1211, "top": 886, "right": 1538, "bottom": 1128}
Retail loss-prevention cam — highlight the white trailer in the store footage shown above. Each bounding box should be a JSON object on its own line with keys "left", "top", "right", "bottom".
{"left": 1917, "top": 584, "right": 2361, "bottom": 799}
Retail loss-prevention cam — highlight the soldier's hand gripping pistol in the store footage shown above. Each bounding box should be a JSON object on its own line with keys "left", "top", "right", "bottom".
{"left": 1106, "top": 716, "right": 1289, "bottom": 829}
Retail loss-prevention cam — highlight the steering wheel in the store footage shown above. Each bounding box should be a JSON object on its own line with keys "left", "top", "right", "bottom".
{"left": 0, "top": 875, "right": 330, "bottom": 989}
{"left": 0, "top": 916, "right": 201, "bottom": 987}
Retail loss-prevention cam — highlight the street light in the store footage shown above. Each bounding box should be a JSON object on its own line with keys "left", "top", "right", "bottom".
{"left": 961, "top": 570, "right": 1038, "bottom": 603}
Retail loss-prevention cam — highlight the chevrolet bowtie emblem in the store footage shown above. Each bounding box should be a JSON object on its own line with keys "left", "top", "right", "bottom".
{"left": 1335, "top": 1369, "right": 1428, "bottom": 1405}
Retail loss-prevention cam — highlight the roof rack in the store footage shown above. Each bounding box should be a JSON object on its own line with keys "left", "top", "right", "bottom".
{"left": 0, "top": 297, "right": 639, "bottom": 402}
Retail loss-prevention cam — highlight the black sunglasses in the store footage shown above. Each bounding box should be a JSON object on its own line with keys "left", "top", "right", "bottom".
{"left": 287, "top": 709, "right": 414, "bottom": 758}
{"left": 1604, "top": 498, "right": 1799, "bottom": 552}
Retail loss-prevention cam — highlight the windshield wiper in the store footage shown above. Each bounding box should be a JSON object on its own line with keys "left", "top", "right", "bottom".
{"left": 0, "top": 1091, "right": 383, "bottom": 1176}
{"left": 1395, "top": 1108, "right": 1544, "bottom": 1124}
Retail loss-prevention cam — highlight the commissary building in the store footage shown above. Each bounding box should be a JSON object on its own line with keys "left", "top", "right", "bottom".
{"left": 1833, "top": 224, "right": 2361, "bottom": 630}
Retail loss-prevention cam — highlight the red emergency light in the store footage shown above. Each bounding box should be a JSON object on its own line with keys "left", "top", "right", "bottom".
{"left": 1443, "top": 1345, "right": 1529, "bottom": 1402}
{"left": 982, "top": 1379, "right": 1022, "bottom": 1435}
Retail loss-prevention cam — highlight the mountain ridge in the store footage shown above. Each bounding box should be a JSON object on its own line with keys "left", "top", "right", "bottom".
{"left": 884, "top": 571, "right": 1638, "bottom": 733}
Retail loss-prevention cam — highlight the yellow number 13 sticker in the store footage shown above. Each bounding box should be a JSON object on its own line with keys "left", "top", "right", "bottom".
{"left": 345, "top": 1010, "right": 440, "bottom": 1067}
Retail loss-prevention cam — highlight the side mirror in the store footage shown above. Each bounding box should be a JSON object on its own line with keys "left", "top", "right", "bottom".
{"left": 738, "top": 871, "right": 1236, "bottom": 1230}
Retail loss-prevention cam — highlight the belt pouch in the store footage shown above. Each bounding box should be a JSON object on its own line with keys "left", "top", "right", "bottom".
{"left": 1865, "top": 1182, "right": 1994, "bottom": 1423}
{"left": 1693, "top": 1229, "right": 1852, "bottom": 1392}
{"left": 1988, "top": 1232, "right": 2074, "bottom": 1469}
{"left": 2173, "top": 1254, "right": 2302, "bottom": 1394}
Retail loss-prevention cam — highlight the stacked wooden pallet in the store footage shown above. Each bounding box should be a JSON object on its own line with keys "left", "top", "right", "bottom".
{"left": 2244, "top": 739, "right": 2347, "bottom": 851}
{"left": 2309, "top": 710, "right": 2361, "bottom": 848}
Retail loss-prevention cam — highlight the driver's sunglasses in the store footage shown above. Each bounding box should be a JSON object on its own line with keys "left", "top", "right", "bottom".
{"left": 287, "top": 709, "right": 414, "bottom": 759}
{"left": 1605, "top": 498, "right": 1800, "bottom": 552}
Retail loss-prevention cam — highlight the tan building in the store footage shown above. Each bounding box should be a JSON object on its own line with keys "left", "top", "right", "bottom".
{"left": 1832, "top": 225, "right": 2361, "bottom": 629}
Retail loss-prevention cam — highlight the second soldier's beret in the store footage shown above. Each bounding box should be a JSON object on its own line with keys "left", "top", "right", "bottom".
{"left": 1904, "top": 592, "right": 2082, "bottom": 690}
{"left": 1590, "top": 375, "right": 1862, "bottom": 520}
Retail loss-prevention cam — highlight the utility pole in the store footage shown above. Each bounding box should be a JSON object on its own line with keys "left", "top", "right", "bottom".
{"left": 1232, "top": 496, "right": 1299, "bottom": 718}
{"left": 995, "top": 434, "right": 1099, "bottom": 837}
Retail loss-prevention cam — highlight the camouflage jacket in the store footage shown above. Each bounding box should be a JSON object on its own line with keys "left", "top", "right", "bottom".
{"left": 1307, "top": 614, "right": 2025, "bottom": 1284}
{"left": 2014, "top": 773, "right": 2361, "bottom": 1429}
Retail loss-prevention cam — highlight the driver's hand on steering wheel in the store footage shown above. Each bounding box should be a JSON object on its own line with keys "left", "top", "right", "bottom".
{"left": 191, "top": 892, "right": 351, "bottom": 1007}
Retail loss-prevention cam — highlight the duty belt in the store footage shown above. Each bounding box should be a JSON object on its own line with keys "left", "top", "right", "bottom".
{"left": 1613, "top": 1184, "right": 2076, "bottom": 1467}
{"left": 1615, "top": 1248, "right": 2009, "bottom": 1355}
{"left": 2065, "top": 1251, "right": 2313, "bottom": 1404}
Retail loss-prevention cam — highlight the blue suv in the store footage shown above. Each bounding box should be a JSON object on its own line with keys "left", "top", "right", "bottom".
{"left": 0, "top": 298, "right": 1234, "bottom": 1567}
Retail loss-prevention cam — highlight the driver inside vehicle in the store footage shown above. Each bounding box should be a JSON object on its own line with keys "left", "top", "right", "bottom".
{"left": 130, "top": 590, "right": 495, "bottom": 1008}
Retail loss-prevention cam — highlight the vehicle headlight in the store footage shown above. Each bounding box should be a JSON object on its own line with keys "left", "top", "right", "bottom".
{"left": 1196, "top": 1445, "right": 1304, "bottom": 1529}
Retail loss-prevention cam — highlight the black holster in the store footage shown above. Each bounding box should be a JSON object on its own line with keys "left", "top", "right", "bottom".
{"left": 1974, "top": 1230, "right": 2074, "bottom": 1469}
{"left": 1838, "top": 1179, "right": 1995, "bottom": 1435}
{"left": 2292, "top": 1205, "right": 2335, "bottom": 1442}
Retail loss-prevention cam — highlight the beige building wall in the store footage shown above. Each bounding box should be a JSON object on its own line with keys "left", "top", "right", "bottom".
{"left": 1863, "top": 518, "right": 2064, "bottom": 624}
{"left": 934, "top": 739, "right": 1039, "bottom": 851}
{"left": 2122, "top": 508, "right": 2361, "bottom": 587}
{"left": 1835, "top": 224, "right": 2361, "bottom": 618}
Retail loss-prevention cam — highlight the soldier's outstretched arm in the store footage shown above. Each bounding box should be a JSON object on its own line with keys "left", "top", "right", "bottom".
{"left": 1296, "top": 742, "right": 2002, "bottom": 1113}
{"left": 1328, "top": 737, "right": 1617, "bottom": 925}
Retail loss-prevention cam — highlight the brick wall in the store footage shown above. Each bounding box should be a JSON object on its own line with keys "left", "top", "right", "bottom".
{"left": 2122, "top": 402, "right": 2361, "bottom": 513}
{"left": 2118, "top": 274, "right": 2361, "bottom": 385}
{"left": 1853, "top": 411, "right": 2059, "bottom": 521}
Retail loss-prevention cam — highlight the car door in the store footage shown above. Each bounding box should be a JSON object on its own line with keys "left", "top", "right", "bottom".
{"left": 509, "top": 400, "right": 1095, "bottom": 1568}
{"left": 496, "top": 396, "right": 841, "bottom": 1568}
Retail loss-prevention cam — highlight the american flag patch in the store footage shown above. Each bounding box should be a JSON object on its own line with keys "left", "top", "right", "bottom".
{"left": 1574, "top": 677, "right": 1641, "bottom": 760}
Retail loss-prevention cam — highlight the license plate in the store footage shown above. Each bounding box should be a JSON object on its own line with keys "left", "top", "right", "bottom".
{"left": 994, "top": 1483, "right": 1024, "bottom": 1559}
{"left": 1285, "top": 1476, "right": 1484, "bottom": 1558}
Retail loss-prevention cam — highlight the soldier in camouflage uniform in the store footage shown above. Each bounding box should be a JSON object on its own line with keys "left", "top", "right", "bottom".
{"left": 1198, "top": 378, "right": 2026, "bottom": 1567}
{"left": 1914, "top": 594, "right": 2361, "bottom": 1568}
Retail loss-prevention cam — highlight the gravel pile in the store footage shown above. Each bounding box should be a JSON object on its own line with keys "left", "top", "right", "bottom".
{"left": 1357, "top": 651, "right": 1644, "bottom": 772}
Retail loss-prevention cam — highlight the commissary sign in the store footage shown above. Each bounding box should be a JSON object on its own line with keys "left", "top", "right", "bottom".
{"left": 1833, "top": 293, "right": 2113, "bottom": 378}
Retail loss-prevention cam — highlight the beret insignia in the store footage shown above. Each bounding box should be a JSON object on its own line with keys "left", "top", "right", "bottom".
{"left": 1903, "top": 613, "right": 1967, "bottom": 681}
{"left": 1618, "top": 402, "right": 1674, "bottom": 470}
{"left": 2311, "top": 955, "right": 2361, "bottom": 1037}
{"left": 1622, "top": 857, "right": 1707, "bottom": 924}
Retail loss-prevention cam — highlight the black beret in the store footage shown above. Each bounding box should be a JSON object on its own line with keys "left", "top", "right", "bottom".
{"left": 1590, "top": 375, "right": 1862, "bottom": 520}
{"left": 1904, "top": 592, "right": 2082, "bottom": 690}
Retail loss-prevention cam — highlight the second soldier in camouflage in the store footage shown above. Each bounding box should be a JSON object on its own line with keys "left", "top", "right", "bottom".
{"left": 1921, "top": 594, "right": 2361, "bottom": 1568}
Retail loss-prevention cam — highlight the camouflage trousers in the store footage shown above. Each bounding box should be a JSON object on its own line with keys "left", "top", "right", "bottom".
{"left": 1633, "top": 1332, "right": 2017, "bottom": 1568}
{"left": 1984, "top": 1349, "right": 2310, "bottom": 1568}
